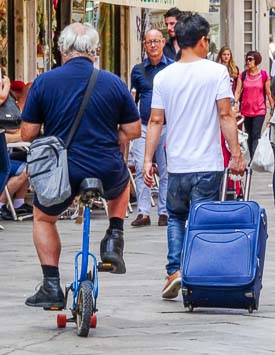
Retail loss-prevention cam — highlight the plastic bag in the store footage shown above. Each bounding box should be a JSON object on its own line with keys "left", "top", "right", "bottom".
{"left": 225, "top": 129, "right": 250, "bottom": 163}
{"left": 251, "top": 128, "right": 274, "bottom": 173}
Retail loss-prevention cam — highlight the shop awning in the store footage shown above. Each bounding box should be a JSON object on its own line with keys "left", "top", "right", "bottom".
{"left": 100, "top": 0, "right": 209, "bottom": 12}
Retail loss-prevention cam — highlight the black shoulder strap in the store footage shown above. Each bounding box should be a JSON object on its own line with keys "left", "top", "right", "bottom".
{"left": 65, "top": 68, "right": 99, "bottom": 149}
{"left": 241, "top": 70, "right": 246, "bottom": 82}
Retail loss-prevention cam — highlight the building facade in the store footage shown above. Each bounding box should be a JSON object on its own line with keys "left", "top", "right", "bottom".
{"left": 0, "top": 0, "right": 272, "bottom": 85}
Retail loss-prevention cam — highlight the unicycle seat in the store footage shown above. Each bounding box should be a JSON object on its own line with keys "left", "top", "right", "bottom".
{"left": 78, "top": 178, "right": 104, "bottom": 200}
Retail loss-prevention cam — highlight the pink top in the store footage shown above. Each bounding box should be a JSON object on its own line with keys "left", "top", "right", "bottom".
{"left": 240, "top": 70, "right": 269, "bottom": 117}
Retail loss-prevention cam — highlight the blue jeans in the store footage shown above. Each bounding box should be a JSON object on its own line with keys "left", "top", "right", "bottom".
{"left": 132, "top": 124, "right": 168, "bottom": 216}
{"left": 166, "top": 171, "right": 223, "bottom": 275}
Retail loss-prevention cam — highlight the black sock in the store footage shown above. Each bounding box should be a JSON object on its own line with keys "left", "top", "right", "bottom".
{"left": 41, "top": 265, "right": 59, "bottom": 278}
{"left": 108, "top": 217, "right": 124, "bottom": 231}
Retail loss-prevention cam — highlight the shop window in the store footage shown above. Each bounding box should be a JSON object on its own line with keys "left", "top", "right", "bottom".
{"left": 36, "top": 0, "right": 51, "bottom": 74}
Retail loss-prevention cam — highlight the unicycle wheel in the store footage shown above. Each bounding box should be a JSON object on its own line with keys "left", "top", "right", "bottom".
{"left": 57, "top": 314, "right": 67, "bottom": 328}
{"left": 76, "top": 281, "right": 94, "bottom": 337}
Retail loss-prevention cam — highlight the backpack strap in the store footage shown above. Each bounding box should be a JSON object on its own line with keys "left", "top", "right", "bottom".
{"left": 241, "top": 70, "right": 247, "bottom": 82}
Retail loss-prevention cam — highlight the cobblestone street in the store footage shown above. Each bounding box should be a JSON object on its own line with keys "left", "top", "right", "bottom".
{"left": 0, "top": 171, "right": 275, "bottom": 355}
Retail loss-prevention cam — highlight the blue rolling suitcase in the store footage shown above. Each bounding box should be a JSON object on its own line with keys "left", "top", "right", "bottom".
{"left": 181, "top": 168, "right": 268, "bottom": 313}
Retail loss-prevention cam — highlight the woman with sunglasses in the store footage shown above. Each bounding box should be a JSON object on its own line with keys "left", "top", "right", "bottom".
{"left": 234, "top": 51, "right": 274, "bottom": 160}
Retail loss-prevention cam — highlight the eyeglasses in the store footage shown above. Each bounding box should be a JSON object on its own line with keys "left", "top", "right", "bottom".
{"left": 144, "top": 39, "right": 162, "bottom": 46}
{"left": 204, "top": 36, "right": 210, "bottom": 44}
{"left": 246, "top": 57, "right": 255, "bottom": 62}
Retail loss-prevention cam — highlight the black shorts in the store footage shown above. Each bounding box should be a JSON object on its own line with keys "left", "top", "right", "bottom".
{"left": 33, "top": 173, "right": 130, "bottom": 217}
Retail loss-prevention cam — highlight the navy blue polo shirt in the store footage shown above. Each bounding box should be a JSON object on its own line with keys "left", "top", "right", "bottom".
{"left": 131, "top": 55, "right": 174, "bottom": 125}
{"left": 22, "top": 57, "right": 140, "bottom": 193}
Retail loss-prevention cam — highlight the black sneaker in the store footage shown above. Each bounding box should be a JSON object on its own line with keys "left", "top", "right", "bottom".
{"left": 25, "top": 277, "right": 65, "bottom": 309}
{"left": 0, "top": 205, "right": 13, "bottom": 220}
{"left": 15, "top": 203, "right": 33, "bottom": 214}
{"left": 100, "top": 229, "right": 126, "bottom": 274}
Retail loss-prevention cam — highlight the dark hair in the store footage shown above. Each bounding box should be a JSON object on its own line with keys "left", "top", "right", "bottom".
{"left": 245, "top": 50, "right": 262, "bottom": 65}
{"left": 164, "top": 7, "right": 182, "bottom": 20}
{"left": 175, "top": 14, "right": 210, "bottom": 49}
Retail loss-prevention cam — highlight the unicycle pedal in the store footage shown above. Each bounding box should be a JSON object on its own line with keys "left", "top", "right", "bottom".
{"left": 97, "top": 262, "right": 115, "bottom": 272}
{"left": 43, "top": 306, "right": 64, "bottom": 311}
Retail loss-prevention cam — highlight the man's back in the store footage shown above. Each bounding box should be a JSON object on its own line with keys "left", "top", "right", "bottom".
{"left": 152, "top": 59, "right": 233, "bottom": 173}
{"left": 22, "top": 57, "right": 139, "bottom": 191}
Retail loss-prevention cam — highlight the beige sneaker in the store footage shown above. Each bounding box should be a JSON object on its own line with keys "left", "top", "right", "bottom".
{"left": 162, "top": 270, "right": 181, "bottom": 299}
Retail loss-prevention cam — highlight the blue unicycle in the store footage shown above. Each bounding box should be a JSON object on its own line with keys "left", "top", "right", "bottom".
{"left": 56, "top": 178, "right": 114, "bottom": 337}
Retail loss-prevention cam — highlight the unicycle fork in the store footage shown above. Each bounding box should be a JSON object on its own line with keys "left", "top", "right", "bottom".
{"left": 56, "top": 177, "right": 113, "bottom": 337}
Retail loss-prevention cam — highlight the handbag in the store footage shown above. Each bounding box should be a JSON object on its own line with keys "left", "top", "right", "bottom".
{"left": 27, "top": 69, "right": 99, "bottom": 207}
{"left": 0, "top": 94, "right": 21, "bottom": 129}
{"left": 251, "top": 128, "right": 274, "bottom": 173}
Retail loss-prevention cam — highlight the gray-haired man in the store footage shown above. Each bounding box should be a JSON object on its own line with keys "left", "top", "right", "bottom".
{"left": 21, "top": 23, "right": 141, "bottom": 308}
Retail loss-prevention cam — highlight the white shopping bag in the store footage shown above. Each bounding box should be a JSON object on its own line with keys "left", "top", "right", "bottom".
{"left": 251, "top": 128, "right": 274, "bottom": 173}
{"left": 225, "top": 129, "right": 250, "bottom": 164}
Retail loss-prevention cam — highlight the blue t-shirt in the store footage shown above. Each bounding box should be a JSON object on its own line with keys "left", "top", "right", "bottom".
{"left": 22, "top": 57, "right": 140, "bottom": 192}
{"left": 130, "top": 55, "right": 174, "bottom": 125}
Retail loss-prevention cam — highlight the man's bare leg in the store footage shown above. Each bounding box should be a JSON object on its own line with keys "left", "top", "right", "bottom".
{"left": 100, "top": 182, "right": 130, "bottom": 274}
{"left": 25, "top": 207, "right": 65, "bottom": 308}
{"left": 33, "top": 207, "right": 60, "bottom": 266}
{"left": 108, "top": 181, "right": 130, "bottom": 218}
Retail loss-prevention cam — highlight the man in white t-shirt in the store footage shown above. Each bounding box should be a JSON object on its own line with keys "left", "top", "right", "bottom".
{"left": 143, "top": 14, "right": 246, "bottom": 299}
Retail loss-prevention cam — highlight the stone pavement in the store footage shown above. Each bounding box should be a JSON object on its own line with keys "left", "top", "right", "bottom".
{"left": 0, "top": 171, "right": 275, "bottom": 355}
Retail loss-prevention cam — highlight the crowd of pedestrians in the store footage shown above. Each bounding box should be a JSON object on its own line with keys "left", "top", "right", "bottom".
{"left": 0, "top": 8, "right": 274, "bottom": 311}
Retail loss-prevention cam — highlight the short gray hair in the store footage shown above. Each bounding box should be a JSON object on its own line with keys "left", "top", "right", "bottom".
{"left": 58, "top": 22, "right": 99, "bottom": 57}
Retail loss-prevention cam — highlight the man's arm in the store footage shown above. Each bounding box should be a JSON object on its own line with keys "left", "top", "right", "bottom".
{"left": 143, "top": 108, "right": 164, "bottom": 187}
{"left": 21, "top": 121, "right": 42, "bottom": 142}
{"left": 118, "top": 120, "right": 141, "bottom": 145}
{"left": 5, "top": 128, "right": 21, "bottom": 143}
{"left": 217, "top": 98, "right": 246, "bottom": 175}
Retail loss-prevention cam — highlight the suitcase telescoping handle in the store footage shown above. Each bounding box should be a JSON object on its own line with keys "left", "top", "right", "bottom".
{"left": 221, "top": 167, "right": 252, "bottom": 202}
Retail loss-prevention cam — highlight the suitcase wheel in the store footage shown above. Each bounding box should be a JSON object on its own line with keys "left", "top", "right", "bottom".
{"left": 188, "top": 304, "right": 194, "bottom": 312}
{"left": 248, "top": 306, "right": 253, "bottom": 314}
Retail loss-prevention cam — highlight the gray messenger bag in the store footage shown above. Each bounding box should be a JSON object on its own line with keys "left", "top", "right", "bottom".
{"left": 27, "top": 69, "right": 99, "bottom": 207}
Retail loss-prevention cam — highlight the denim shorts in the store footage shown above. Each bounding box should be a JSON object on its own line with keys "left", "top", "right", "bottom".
{"left": 33, "top": 174, "right": 130, "bottom": 216}
{"left": 9, "top": 159, "right": 26, "bottom": 177}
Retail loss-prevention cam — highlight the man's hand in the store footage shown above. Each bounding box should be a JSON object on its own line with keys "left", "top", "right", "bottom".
{"left": 143, "top": 161, "right": 154, "bottom": 187}
{"left": 229, "top": 152, "right": 246, "bottom": 176}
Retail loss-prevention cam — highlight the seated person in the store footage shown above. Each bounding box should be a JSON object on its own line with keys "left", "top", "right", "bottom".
{"left": 1, "top": 77, "right": 34, "bottom": 218}
{"left": 0, "top": 159, "right": 32, "bottom": 219}
{"left": 10, "top": 80, "right": 32, "bottom": 112}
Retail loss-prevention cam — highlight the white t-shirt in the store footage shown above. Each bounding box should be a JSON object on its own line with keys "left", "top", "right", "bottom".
{"left": 151, "top": 59, "right": 234, "bottom": 173}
